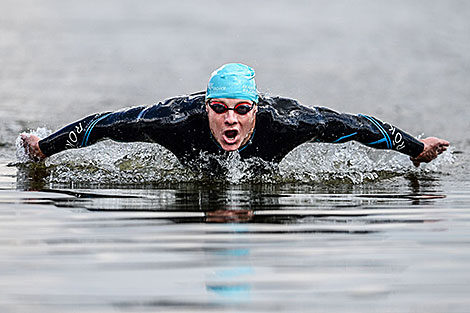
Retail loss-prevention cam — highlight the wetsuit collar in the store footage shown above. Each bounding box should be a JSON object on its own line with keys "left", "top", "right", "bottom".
{"left": 238, "top": 129, "right": 255, "bottom": 152}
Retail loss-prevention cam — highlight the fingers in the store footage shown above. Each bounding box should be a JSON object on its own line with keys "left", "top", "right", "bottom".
{"left": 440, "top": 139, "right": 450, "bottom": 147}
{"left": 411, "top": 137, "right": 450, "bottom": 167}
{"left": 423, "top": 137, "right": 449, "bottom": 147}
{"left": 20, "top": 134, "right": 29, "bottom": 148}
{"left": 411, "top": 158, "right": 421, "bottom": 167}
{"left": 19, "top": 133, "right": 45, "bottom": 162}
{"left": 437, "top": 145, "right": 447, "bottom": 155}
{"left": 435, "top": 140, "right": 449, "bottom": 155}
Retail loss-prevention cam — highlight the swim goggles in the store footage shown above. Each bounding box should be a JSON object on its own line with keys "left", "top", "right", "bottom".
{"left": 208, "top": 101, "right": 255, "bottom": 115}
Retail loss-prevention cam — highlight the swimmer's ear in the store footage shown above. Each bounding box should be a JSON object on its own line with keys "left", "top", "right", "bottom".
{"left": 205, "top": 101, "right": 210, "bottom": 113}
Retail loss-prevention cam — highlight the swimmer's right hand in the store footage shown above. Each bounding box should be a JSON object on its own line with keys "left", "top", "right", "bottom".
{"left": 20, "top": 134, "right": 46, "bottom": 162}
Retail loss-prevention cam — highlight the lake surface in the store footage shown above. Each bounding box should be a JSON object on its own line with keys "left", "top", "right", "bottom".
{"left": 1, "top": 1, "right": 470, "bottom": 312}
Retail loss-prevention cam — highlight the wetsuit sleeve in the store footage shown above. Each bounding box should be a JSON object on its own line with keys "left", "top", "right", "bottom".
{"left": 38, "top": 105, "right": 163, "bottom": 157}
{"left": 311, "top": 107, "right": 424, "bottom": 157}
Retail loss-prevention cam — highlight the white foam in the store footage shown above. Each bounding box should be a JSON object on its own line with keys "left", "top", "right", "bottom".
{"left": 15, "top": 135, "right": 455, "bottom": 185}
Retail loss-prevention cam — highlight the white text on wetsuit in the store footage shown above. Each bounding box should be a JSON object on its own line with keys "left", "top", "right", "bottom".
{"left": 386, "top": 123, "right": 405, "bottom": 151}
{"left": 65, "top": 123, "right": 84, "bottom": 149}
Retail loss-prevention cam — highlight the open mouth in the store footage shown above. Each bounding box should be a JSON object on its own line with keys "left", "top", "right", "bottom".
{"left": 223, "top": 130, "right": 239, "bottom": 144}
{"left": 225, "top": 130, "right": 238, "bottom": 139}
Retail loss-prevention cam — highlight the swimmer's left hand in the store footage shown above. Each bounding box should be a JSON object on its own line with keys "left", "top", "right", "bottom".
{"left": 410, "top": 137, "right": 450, "bottom": 167}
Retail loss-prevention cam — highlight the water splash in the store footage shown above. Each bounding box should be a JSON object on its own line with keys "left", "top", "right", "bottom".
{"left": 279, "top": 142, "right": 454, "bottom": 184}
{"left": 15, "top": 130, "right": 455, "bottom": 186}
{"left": 15, "top": 128, "right": 52, "bottom": 163}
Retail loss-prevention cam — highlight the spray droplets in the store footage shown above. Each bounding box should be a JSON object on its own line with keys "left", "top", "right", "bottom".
{"left": 15, "top": 129, "right": 454, "bottom": 186}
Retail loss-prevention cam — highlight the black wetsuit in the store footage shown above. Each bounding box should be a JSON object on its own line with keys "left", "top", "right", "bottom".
{"left": 39, "top": 92, "right": 424, "bottom": 168}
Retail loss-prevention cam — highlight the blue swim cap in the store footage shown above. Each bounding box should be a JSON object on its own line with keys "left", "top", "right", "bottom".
{"left": 206, "top": 63, "right": 259, "bottom": 103}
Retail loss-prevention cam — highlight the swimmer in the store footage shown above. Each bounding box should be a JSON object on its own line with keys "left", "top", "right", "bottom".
{"left": 21, "top": 63, "right": 449, "bottom": 168}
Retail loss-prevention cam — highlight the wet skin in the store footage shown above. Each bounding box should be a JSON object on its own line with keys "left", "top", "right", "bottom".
{"left": 205, "top": 98, "right": 257, "bottom": 151}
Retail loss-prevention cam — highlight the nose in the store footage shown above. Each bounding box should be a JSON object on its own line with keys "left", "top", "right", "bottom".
{"left": 224, "top": 110, "right": 238, "bottom": 125}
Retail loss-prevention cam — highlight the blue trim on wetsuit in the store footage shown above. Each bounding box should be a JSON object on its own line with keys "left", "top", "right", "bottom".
{"left": 81, "top": 113, "right": 113, "bottom": 147}
{"left": 359, "top": 114, "right": 392, "bottom": 149}
{"left": 137, "top": 108, "right": 147, "bottom": 120}
{"left": 333, "top": 132, "right": 357, "bottom": 143}
{"left": 367, "top": 137, "right": 387, "bottom": 146}
{"left": 209, "top": 132, "right": 223, "bottom": 150}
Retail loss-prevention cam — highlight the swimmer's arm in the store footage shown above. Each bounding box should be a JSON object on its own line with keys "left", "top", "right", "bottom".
{"left": 24, "top": 93, "right": 202, "bottom": 161}
{"left": 29, "top": 106, "right": 158, "bottom": 159}
{"left": 309, "top": 107, "right": 449, "bottom": 165}
{"left": 21, "top": 112, "right": 112, "bottom": 161}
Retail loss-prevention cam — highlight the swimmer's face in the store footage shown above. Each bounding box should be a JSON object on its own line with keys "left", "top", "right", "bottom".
{"left": 206, "top": 98, "right": 257, "bottom": 151}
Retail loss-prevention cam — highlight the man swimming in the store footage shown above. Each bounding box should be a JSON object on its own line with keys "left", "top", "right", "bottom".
{"left": 21, "top": 63, "right": 449, "bottom": 169}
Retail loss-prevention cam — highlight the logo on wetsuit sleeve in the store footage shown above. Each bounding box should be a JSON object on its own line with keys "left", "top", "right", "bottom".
{"left": 65, "top": 123, "right": 84, "bottom": 149}
{"left": 385, "top": 123, "right": 406, "bottom": 151}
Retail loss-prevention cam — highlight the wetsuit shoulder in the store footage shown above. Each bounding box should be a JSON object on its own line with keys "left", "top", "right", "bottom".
{"left": 258, "top": 94, "right": 310, "bottom": 112}
{"left": 38, "top": 93, "right": 208, "bottom": 158}
{"left": 143, "top": 93, "right": 205, "bottom": 119}
{"left": 239, "top": 95, "right": 321, "bottom": 162}
{"left": 257, "top": 95, "right": 319, "bottom": 123}
{"left": 243, "top": 94, "right": 424, "bottom": 162}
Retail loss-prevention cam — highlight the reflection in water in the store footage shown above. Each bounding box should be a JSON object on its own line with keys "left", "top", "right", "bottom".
{"left": 9, "top": 177, "right": 447, "bottom": 228}
{"left": 13, "top": 173, "right": 445, "bottom": 218}
{"left": 2, "top": 168, "right": 468, "bottom": 312}
{"left": 3, "top": 151, "right": 456, "bottom": 312}
{"left": 206, "top": 210, "right": 254, "bottom": 223}
{"left": 205, "top": 225, "right": 253, "bottom": 305}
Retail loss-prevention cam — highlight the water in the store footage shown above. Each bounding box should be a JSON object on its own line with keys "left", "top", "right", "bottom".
{"left": 1, "top": 0, "right": 470, "bottom": 312}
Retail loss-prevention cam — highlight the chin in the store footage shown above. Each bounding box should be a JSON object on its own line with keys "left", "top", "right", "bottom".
{"left": 221, "top": 144, "right": 240, "bottom": 151}
{"left": 219, "top": 138, "right": 242, "bottom": 151}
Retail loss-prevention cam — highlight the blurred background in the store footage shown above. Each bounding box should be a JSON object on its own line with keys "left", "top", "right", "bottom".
{"left": 1, "top": 0, "right": 469, "bottom": 162}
